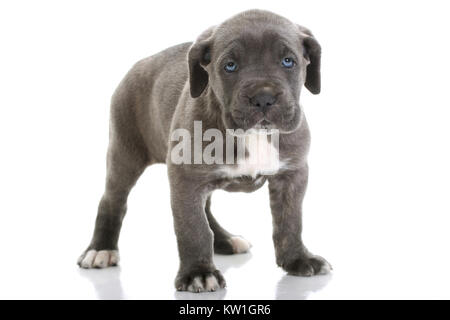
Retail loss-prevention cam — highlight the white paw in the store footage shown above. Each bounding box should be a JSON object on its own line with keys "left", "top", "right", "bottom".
{"left": 230, "top": 236, "right": 252, "bottom": 254}
{"left": 176, "top": 270, "right": 226, "bottom": 292}
{"left": 186, "top": 275, "right": 220, "bottom": 292}
{"left": 317, "top": 259, "right": 332, "bottom": 275}
{"left": 204, "top": 275, "right": 220, "bottom": 291}
{"left": 183, "top": 274, "right": 224, "bottom": 292}
{"left": 77, "top": 250, "right": 119, "bottom": 269}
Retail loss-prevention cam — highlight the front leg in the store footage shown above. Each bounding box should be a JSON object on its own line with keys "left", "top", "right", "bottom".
{"left": 169, "top": 171, "right": 226, "bottom": 292}
{"left": 268, "top": 165, "right": 331, "bottom": 276}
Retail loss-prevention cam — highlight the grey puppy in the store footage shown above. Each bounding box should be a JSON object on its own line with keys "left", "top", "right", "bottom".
{"left": 78, "top": 9, "right": 331, "bottom": 292}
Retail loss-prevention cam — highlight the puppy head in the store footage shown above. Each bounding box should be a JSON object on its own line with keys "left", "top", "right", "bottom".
{"left": 188, "top": 9, "right": 321, "bottom": 133}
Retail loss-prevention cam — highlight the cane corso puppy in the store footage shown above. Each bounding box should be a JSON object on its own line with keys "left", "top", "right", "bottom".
{"left": 78, "top": 9, "right": 331, "bottom": 292}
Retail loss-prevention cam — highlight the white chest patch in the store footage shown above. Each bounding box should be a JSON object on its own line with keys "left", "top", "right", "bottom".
{"left": 219, "top": 131, "right": 284, "bottom": 178}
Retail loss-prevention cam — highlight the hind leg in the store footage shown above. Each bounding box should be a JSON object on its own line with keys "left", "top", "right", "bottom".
{"left": 205, "top": 195, "right": 252, "bottom": 255}
{"left": 78, "top": 143, "right": 147, "bottom": 269}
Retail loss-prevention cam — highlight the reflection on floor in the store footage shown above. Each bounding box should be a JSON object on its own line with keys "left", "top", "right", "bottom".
{"left": 79, "top": 252, "right": 332, "bottom": 300}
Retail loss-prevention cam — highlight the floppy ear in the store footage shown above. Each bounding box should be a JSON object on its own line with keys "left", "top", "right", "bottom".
{"left": 188, "top": 28, "right": 214, "bottom": 98}
{"left": 298, "top": 26, "right": 321, "bottom": 94}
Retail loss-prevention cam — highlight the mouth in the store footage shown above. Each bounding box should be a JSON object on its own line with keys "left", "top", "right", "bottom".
{"left": 228, "top": 102, "right": 299, "bottom": 132}
{"left": 253, "top": 118, "right": 276, "bottom": 130}
{"left": 229, "top": 108, "right": 280, "bottom": 131}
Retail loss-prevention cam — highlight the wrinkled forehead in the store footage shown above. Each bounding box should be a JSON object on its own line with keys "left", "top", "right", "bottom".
{"left": 212, "top": 22, "right": 302, "bottom": 58}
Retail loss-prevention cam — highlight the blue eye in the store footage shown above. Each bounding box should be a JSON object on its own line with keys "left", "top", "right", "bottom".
{"left": 281, "top": 57, "right": 295, "bottom": 68}
{"left": 224, "top": 61, "right": 237, "bottom": 72}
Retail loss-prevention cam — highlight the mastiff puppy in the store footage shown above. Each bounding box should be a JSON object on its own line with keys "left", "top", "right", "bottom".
{"left": 78, "top": 9, "right": 331, "bottom": 292}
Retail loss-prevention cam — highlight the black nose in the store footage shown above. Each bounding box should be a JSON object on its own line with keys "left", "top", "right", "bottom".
{"left": 249, "top": 92, "right": 276, "bottom": 108}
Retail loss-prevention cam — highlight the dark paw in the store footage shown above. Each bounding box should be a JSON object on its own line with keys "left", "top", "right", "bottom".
{"left": 282, "top": 255, "right": 332, "bottom": 276}
{"left": 175, "top": 269, "right": 226, "bottom": 293}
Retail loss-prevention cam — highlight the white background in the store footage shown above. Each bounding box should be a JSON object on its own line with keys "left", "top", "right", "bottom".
{"left": 1, "top": 0, "right": 449, "bottom": 299}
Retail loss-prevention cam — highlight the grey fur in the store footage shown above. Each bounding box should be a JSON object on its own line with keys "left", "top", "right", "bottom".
{"left": 78, "top": 9, "right": 331, "bottom": 292}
